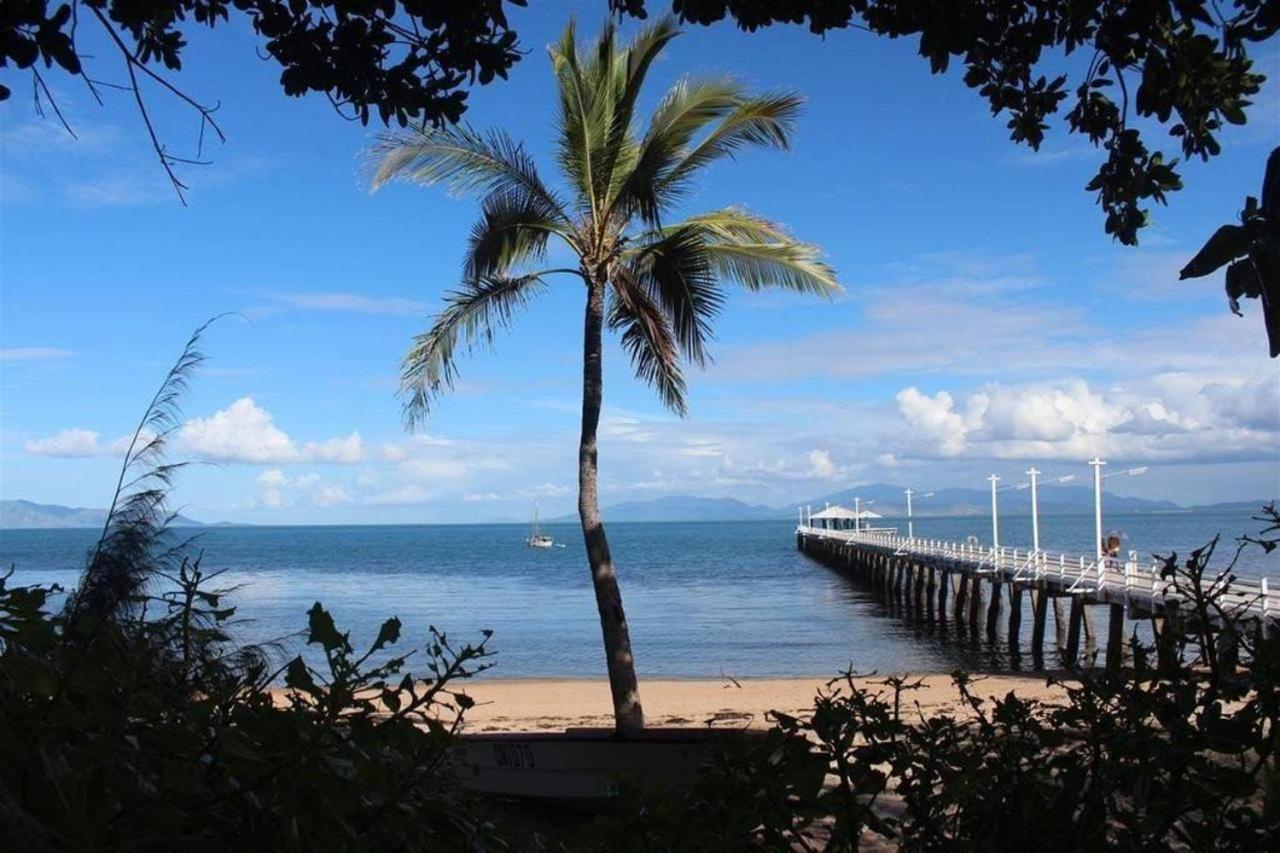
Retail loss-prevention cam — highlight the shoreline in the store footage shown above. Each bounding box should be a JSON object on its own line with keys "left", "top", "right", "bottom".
{"left": 454, "top": 672, "right": 1067, "bottom": 734}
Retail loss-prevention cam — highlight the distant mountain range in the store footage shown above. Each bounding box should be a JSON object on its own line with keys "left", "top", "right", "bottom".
{"left": 0, "top": 500, "right": 208, "bottom": 529}
{"left": 800, "top": 483, "right": 1185, "bottom": 519}
{"left": 547, "top": 486, "right": 1274, "bottom": 524}
{"left": 547, "top": 495, "right": 779, "bottom": 523}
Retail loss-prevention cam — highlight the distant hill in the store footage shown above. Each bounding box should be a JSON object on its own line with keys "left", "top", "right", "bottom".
{"left": 534, "top": 485, "right": 1270, "bottom": 524}
{"left": 1, "top": 500, "right": 206, "bottom": 529}
{"left": 1184, "top": 499, "right": 1277, "bottom": 514}
{"left": 548, "top": 495, "right": 782, "bottom": 523}
{"left": 801, "top": 483, "right": 1183, "bottom": 518}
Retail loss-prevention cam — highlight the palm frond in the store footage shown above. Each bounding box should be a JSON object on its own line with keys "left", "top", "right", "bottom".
{"left": 465, "top": 186, "right": 568, "bottom": 280}
{"left": 549, "top": 19, "right": 601, "bottom": 217}
{"left": 609, "top": 268, "right": 688, "bottom": 416}
{"left": 72, "top": 318, "right": 217, "bottom": 621}
{"left": 400, "top": 274, "right": 548, "bottom": 426}
{"left": 649, "top": 207, "right": 841, "bottom": 296}
{"left": 659, "top": 92, "right": 803, "bottom": 195}
{"left": 597, "top": 17, "right": 682, "bottom": 212}
{"left": 368, "top": 125, "right": 569, "bottom": 224}
{"left": 623, "top": 225, "right": 723, "bottom": 365}
{"left": 614, "top": 75, "right": 744, "bottom": 225}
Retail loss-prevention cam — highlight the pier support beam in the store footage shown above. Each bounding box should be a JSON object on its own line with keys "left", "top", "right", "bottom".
{"left": 925, "top": 566, "right": 937, "bottom": 621}
{"left": 1082, "top": 607, "right": 1098, "bottom": 660}
{"left": 1064, "top": 598, "right": 1084, "bottom": 667}
{"left": 1030, "top": 590, "right": 1048, "bottom": 663}
{"left": 1008, "top": 585, "right": 1024, "bottom": 651}
{"left": 986, "top": 579, "right": 1003, "bottom": 639}
{"left": 954, "top": 574, "right": 969, "bottom": 626}
{"left": 1105, "top": 604, "right": 1125, "bottom": 673}
{"left": 967, "top": 577, "right": 983, "bottom": 630}
{"left": 1052, "top": 598, "right": 1068, "bottom": 648}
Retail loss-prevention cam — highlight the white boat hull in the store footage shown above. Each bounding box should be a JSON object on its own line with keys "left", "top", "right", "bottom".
{"left": 454, "top": 728, "right": 756, "bottom": 803}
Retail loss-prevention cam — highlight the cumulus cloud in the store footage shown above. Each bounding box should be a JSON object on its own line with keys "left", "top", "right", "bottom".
{"left": 807, "top": 449, "right": 837, "bottom": 478}
{"left": 1, "top": 347, "right": 74, "bottom": 362}
{"left": 254, "top": 468, "right": 352, "bottom": 508}
{"left": 183, "top": 398, "right": 295, "bottom": 463}
{"left": 892, "top": 374, "right": 1280, "bottom": 464}
{"left": 252, "top": 291, "right": 429, "bottom": 318}
{"left": 24, "top": 429, "right": 102, "bottom": 457}
{"left": 179, "top": 397, "right": 363, "bottom": 464}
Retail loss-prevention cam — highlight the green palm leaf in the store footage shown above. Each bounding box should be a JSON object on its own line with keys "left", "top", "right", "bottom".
{"left": 369, "top": 125, "right": 569, "bottom": 224}
{"left": 624, "top": 226, "right": 724, "bottom": 365}
{"left": 466, "top": 187, "right": 568, "bottom": 280}
{"left": 660, "top": 92, "right": 803, "bottom": 196}
{"left": 650, "top": 207, "right": 840, "bottom": 296}
{"left": 614, "top": 76, "right": 745, "bottom": 225}
{"left": 400, "top": 273, "right": 548, "bottom": 425}
{"left": 609, "top": 269, "right": 688, "bottom": 415}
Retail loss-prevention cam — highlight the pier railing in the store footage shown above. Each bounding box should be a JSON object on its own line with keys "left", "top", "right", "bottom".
{"left": 797, "top": 525, "right": 1274, "bottom": 623}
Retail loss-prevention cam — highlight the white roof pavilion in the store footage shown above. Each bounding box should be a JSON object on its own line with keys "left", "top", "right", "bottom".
{"left": 811, "top": 505, "right": 882, "bottom": 520}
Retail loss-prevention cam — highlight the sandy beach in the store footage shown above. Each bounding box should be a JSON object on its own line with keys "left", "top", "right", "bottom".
{"left": 456, "top": 672, "right": 1067, "bottom": 733}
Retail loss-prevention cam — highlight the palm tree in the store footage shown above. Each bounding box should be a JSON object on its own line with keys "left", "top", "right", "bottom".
{"left": 370, "top": 17, "right": 841, "bottom": 733}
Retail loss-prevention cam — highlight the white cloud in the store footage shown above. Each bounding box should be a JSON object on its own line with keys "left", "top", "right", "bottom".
{"left": 892, "top": 374, "right": 1280, "bottom": 464}
{"left": 179, "top": 397, "right": 363, "bottom": 464}
{"left": 24, "top": 428, "right": 155, "bottom": 458}
{"left": 303, "top": 433, "right": 364, "bottom": 464}
{"left": 894, "top": 389, "right": 970, "bottom": 456}
{"left": 364, "top": 484, "right": 432, "bottom": 505}
{"left": 257, "top": 291, "right": 429, "bottom": 317}
{"left": 24, "top": 428, "right": 101, "bottom": 457}
{"left": 257, "top": 468, "right": 290, "bottom": 489}
{"left": 181, "top": 398, "right": 297, "bottom": 463}
{"left": 1, "top": 347, "right": 74, "bottom": 362}
{"left": 520, "top": 482, "right": 571, "bottom": 498}
{"left": 63, "top": 174, "right": 172, "bottom": 207}
{"left": 807, "top": 449, "right": 837, "bottom": 478}
{"left": 253, "top": 468, "right": 352, "bottom": 508}
{"left": 310, "top": 484, "right": 352, "bottom": 507}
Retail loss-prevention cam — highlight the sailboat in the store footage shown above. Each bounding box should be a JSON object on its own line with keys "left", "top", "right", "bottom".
{"left": 525, "top": 501, "right": 554, "bottom": 549}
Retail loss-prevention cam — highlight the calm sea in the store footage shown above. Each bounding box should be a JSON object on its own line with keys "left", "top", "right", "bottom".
{"left": 2, "top": 510, "right": 1275, "bottom": 678}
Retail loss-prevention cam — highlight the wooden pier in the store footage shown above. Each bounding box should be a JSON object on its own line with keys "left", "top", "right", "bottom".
{"left": 796, "top": 524, "right": 1276, "bottom": 667}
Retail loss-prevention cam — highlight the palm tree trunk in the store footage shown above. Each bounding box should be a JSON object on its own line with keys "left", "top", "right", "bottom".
{"left": 579, "top": 276, "right": 645, "bottom": 733}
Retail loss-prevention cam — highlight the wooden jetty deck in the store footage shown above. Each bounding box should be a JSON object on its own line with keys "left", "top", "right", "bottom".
{"left": 797, "top": 523, "right": 1276, "bottom": 668}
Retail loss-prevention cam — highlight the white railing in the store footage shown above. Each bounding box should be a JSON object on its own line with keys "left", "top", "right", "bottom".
{"left": 797, "top": 525, "right": 1274, "bottom": 622}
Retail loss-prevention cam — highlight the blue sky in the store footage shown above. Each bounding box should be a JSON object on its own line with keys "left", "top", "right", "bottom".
{"left": 2, "top": 2, "right": 1278, "bottom": 524}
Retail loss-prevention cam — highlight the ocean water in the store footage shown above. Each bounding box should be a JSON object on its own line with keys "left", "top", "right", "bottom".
{"left": 2, "top": 509, "right": 1275, "bottom": 678}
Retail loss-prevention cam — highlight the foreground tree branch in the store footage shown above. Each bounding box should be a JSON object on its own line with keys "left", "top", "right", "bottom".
{"left": 2, "top": 0, "right": 524, "bottom": 200}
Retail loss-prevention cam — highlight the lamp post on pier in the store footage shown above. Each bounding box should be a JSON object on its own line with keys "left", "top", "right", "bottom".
{"left": 1016, "top": 470, "right": 1075, "bottom": 554}
{"left": 1090, "top": 459, "right": 1150, "bottom": 559}
{"left": 1090, "top": 458, "right": 1149, "bottom": 672}
{"left": 1090, "top": 458, "right": 1152, "bottom": 558}
{"left": 1026, "top": 469, "right": 1041, "bottom": 553}
{"left": 904, "top": 489, "right": 933, "bottom": 540}
{"left": 854, "top": 498, "right": 877, "bottom": 532}
{"left": 1088, "top": 458, "right": 1106, "bottom": 562}
{"left": 988, "top": 474, "right": 1000, "bottom": 551}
